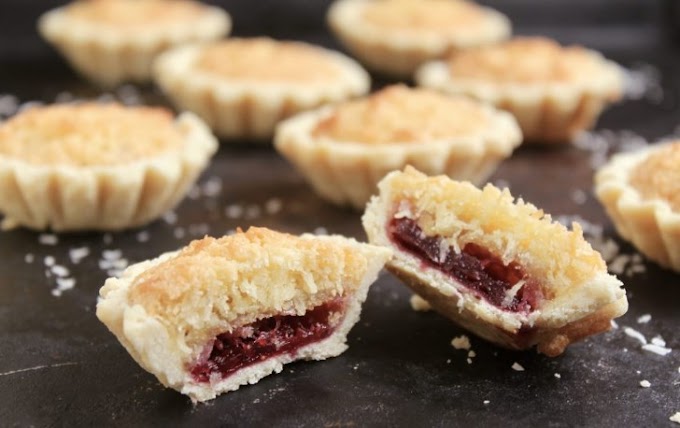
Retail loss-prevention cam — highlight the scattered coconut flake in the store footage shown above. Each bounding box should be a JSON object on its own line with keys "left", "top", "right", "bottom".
{"left": 0, "top": 94, "right": 19, "bottom": 116}
{"left": 642, "top": 344, "right": 672, "bottom": 356}
{"left": 265, "top": 198, "right": 283, "bottom": 215}
{"left": 511, "top": 362, "right": 525, "bottom": 372}
{"left": 136, "top": 231, "right": 150, "bottom": 243}
{"left": 174, "top": 227, "right": 186, "bottom": 239}
{"left": 466, "top": 358, "right": 473, "bottom": 365}
{"left": 671, "top": 413, "right": 680, "bottom": 424}
{"left": 201, "top": 176, "right": 222, "bottom": 197}
{"left": 24, "top": 253, "right": 34, "bottom": 264}
{"left": 639, "top": 380, "right": 651, "bottom": 388}
{"left": 651, "top": 336, "right": 666, "bottom": 347}
{"left": 51, "top": 265, "right": 69, "bottom": 277}
{"left": 570, "top": 189, "right": 587, "bottom": 205}
{"left": 610, "top": 320, "right": 619, "bottom": 329}
{"left": 313, "top": 227, "right": 328, "bottom": 235}
{"left": 69, "top": 247, "right": 90, "bottom": 264}
{"left": 102, "top": 249, "right": 122, "bottom": 261}
{"left": 624, "top": 327, "right": 647, "bottom": 345}
{"left": 573, "top": 129, "right": 649, "bottom": 169}
{"left": 624, "top": 63, "right": 663, "bottom": 103}
{"left": 446, "top": 359, "right": 451, "bottom": 364}
{"left": 225, "top": 204, "right": 244, "bottom": 219}
{"left": 44, "top": 256, "right": 55, "bottom": 267}
{"left": 38, "top": 234, "right": 58, "bottom": 246}
{"left": 451, "top": 335, "right": 471, "bottom": 351}
{"left": 636, "top": 314, "right": 651, "bottom": 324}
{"left": 409, "top": 294, "right": 431, "bottom": 312}
{"left": 483, "top": 400, "right": 490, "bottom": 405}
{"left": 608, "top": 254, "right": 629, "bottom": 275}
{"left": 468, "top": 350, "right": 476, "bottom": 358}
{"left": 244, "top": 204, "right": 261, "bottom": 220}
{"left": 189, "top": 223, "right": 210, "bottom": 236}
{"left": 163, "top": 211, "right": 178, "bottom": 225}
{"left": 187, "top": 185, "right": 201, "bottom": 200}
{"left": 554, "top": 373, "right": 561, "bottom": 379}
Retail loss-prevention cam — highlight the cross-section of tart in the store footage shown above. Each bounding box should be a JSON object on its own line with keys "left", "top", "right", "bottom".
{"left": 38, "top": 0, "right": 231, "bottom": 87}
{"left": 153, "top": 37, "right": 370, "bottom": 141}
{"left": 327, "top": 0, "right": 510, "bottom": 78}
{"left": 416, "top": 37, "right": 623, "bottom": 144}
{"left": 96, "top": 227, "right": 391, "bottom": 402}
{"left": 0, "top": 103, "right": 217, "bottom": 231}
{"left": 274, "top": 85, "right": 521, "bottom": 210}
{"left": 595, "top": 141, "right": 680, "bottom": 272}
{"left": 363, "top": 167, "right": 628, "bottom": 356}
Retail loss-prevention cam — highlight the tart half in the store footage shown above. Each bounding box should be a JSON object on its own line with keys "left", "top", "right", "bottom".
{"left": 363, "top": 167, "right": 628, "bottom": 356}
{"left": 416, "top": 37, "right": 623, "bottom": 144}
{"left": 0, "top": 103, "right": 217, "bottom": 231}
{"left": 328, "top": 0, "right": 510, "bottom": 78}
{"left": 274, "top": 85, "right": 521, "bottom": 209}
{"left": 96, "top": 227, "right": 391, "bottom": 402}
{"left": 38, "top": 0, "right": 231, "bottom": 87}
{"left": 154, "top": 37, "right": 370, "bottom": 141}
{"left": 595, "top": 141, "right": 680, "bottom": 271}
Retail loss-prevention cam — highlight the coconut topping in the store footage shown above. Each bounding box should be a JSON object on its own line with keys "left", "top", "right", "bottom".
{"left": 629, "top": 141, "right": 680, "bottom": 212}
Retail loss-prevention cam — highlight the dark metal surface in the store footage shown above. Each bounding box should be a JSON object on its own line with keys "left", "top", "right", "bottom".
{"left": 1, "top": 2, "right": 680, "bottom": 427}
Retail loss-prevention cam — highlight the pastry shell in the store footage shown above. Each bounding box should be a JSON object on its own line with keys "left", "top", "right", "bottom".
{"left": 595, "top": 143, "right": 680, "bottom": 271}
{"left": 327, "top": 0, "right": 511, "bottom": 78}
{"left": 153, "top": 39, "right": 371, "bottom": 141}
{"left": 96, "top": 228, "right": 391, "bottom": 402}
{"left": 274, "top": 96, "right": 521, "bottom": 210}
{"left": 0, "top": 111, "right": 218, "bottom": 231}
{"left": 363, "top": 167, "right": 628, "bottom": 356}
{"left": 37, "top": 1, "right": 231, "bottom": 87}
{"left": 416, "top": 46, "right": 623, "bottom": 144}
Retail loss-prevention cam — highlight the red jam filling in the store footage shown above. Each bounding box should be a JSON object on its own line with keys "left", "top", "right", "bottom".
{"left": 190, "top": 299, "right": 345, "bottom": 383}
{"left": 388, "top": 217, "right": 542, "bottom": 314}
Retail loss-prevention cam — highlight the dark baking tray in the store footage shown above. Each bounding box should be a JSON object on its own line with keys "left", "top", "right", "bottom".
{"left": 1, "top": 1, "right": 679, "bottom": 426}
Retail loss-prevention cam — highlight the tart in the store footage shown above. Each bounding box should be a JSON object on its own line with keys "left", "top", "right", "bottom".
{"left": 0, "top": 103, "right": 217, "bottom": 231}
{"left": 274, "top": 85, "right": 521, "bottom": 209}
{"left": 363, "top": 167, "right": 628, "bottom": 356}
{"left": 327, "top": 0, "right": 510, "bottom": 78}
{"left": 38, "top": 0, "right": 231, "bottom": 87}
{"left": 416, "top": 37, "right": 624, "bottom": 144}
{"left": 595, "top": 141, "right": 680, "bottom": 271}
{"left": 96, "top": 227, "right": 391, "bottom": 402}
{"left": 153, "top": 37, "right": 371, "bottom": 141}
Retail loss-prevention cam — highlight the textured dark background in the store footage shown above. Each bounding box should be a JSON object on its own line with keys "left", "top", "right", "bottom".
{"left": 1, "top": 1, "right": 680, "bottom": 427}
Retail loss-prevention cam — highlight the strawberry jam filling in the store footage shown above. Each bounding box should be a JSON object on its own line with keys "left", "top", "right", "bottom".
{"left": 388, "top": 217, "right": 542, "bottom": 313}
{"left": 190, "top": 298, "right": 345, "bottom": 383}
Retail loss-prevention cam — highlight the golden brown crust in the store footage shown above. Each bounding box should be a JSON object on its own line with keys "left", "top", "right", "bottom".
{"left": 363, "top": 167, "right": 627, "bottom": 355}
{"left": 0, "top": 103, "right": 182, "bottom": 166}
{"left": 65, "top": 0, "right": 208, "bottom": 27}
{"left": 311, "top": 85, "right": 489, "bottom": 144}
{"left": 195, "top": 38, "right": 343, "bottom": 82}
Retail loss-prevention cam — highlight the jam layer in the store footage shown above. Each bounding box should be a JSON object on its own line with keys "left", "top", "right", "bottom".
{"left": 191, "top": 299, "right": 345, "bottom": 383}
{"left": 388, "top": 217, "right": 541, "bottom": 313}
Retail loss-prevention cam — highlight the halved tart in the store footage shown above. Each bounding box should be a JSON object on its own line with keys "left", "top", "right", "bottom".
{"left": 363, "top": 167, "right": 628, "bottom": 356}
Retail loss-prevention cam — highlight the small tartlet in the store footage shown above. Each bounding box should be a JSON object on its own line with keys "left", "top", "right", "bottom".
{"left": 274, "top": 85, "right": 521, "bottom": 210}
{"left": 416, "top": 37, "right": 623, "bottom": 144}
{"left": 97, "top": 227, "right": 391, "bottom": 402}
{"left": 363, "top": 167, "right": 628, "bottom": 356}
{"left": 153, "top": 37, "right": 371, "bottom": 141}
{"left": 595, "top": 141, "right": 680, "bottom": 271}
{"left": 328, "top": 0, "right": 511, "bottom": 78}
{"left": 38, "top": 0, "right": 231, "bottom": 87}
{"left": 0, "top": 103, "right": 217, "bottom": 231}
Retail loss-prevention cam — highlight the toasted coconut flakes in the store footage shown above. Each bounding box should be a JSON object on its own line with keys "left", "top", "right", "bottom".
{"left": 624, "top": 327, "right": 647, "bottom": 345}
{"left": 409, "top": 294, "right": 432, "bottom": 312}
{"left": 451, "top": 335, "right": 471, "bottom": 351}
{"left": 639, "top": 380, "right": 651, "bottom": 388}
{"left": 511, "top": 362, "right": 525, "bottom": 372}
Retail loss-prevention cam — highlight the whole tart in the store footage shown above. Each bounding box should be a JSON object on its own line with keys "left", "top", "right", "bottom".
{"left": 595, "top": 141, "right": 680, "bottom": 271}
{"left": 416, "top": 37, "right": 623, "bottom": 144}
{"left": 274, "top": 85, "right": 521, "bottom": 210}
{"left": 327, "top": 0, "right": 510, "bottom": 78}
{"left": 363, "top": 167, "right": 628, "bottom": 356}
{"left": 96, "top": 227, "right": 391, "bottom": 402}
{"left": 38, "top": 0, "right": 231, "bottom": 87}
{"left": 153, "top": 37, "right": 371, "bottom": 141}
{"left": 0, "top": 103, "right": 217, "bottom": 231}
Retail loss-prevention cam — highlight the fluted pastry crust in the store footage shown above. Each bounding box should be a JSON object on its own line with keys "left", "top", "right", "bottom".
{"left": 363, "top": 167, "right": 627, "bottom": 356}
{"left": 96, "top": 227, "right": 391, "bottom": 402}
{"left": 38, "top": 0, "right": 231, "bottom": 87}
{"left": 416, "top": 37, "right": 623, "bottom": 144}
{"left": 328, "top": 0, "right": 510, "bottom": 78}
{"left": 595, "top": 141, "right": 680, "bottom": 271}
{"left": 0, "top": 103, "right": 217, "bottom": 231}
{"left": 274, "top": 85, "right": 521, "bottom": 210}
{"left": 153, "top": 38, "right": 370, "bottom": 141}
